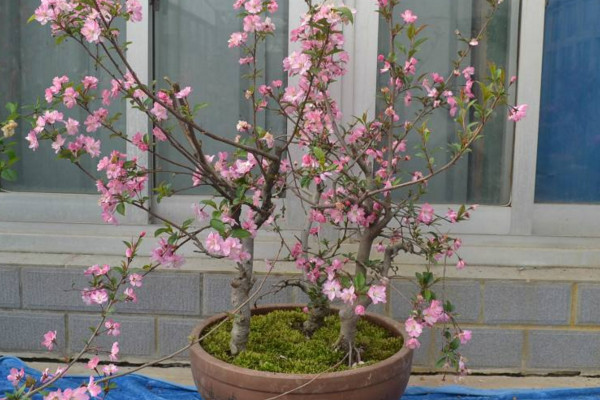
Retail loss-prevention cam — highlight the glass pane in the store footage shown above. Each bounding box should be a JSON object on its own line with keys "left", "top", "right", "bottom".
{"left": 0, "top": 0, "right": 126, "bottom": 194}
{"left": 153, "top": 1, "right": 288, "bottom": 194}
{"left": 376, "top": 1, "right": 515, "bottom": 205}
{"left": 536, "top": 0, "right": 600, "bottom": 203}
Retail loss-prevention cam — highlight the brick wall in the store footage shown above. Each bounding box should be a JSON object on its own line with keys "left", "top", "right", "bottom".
{"left": 2, "top": 264, "right": 600, "bottom": 373}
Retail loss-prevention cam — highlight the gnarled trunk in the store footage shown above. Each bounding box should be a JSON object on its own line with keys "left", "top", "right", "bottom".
{"left": 229, "top": 237, "right": 254, "bottom": 355}
{"left": 303, "top": 296, "right": 329, "bottom": 336}
{"left": 336, "top": 232, "right": 376, "bottom": 364}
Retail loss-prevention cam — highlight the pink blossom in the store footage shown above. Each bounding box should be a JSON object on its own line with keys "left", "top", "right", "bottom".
{"left": 42, "top": 330, "right": 57, "bottom": 350}
{"left": 126, "top": 0, "right": 143, "bottom": 22}
{"left": 129, "top": 273, "right": 143, "bottom": 287}
{"left": 354, "top": 305, "right": 366, "bottom": 315}
{"left": 340, "top": 286, "right": 357, "bottom": 305}
{"left": 459, "top": 330, "right": 472, "bottom": 344}
{"left": 401, "top": 10, "right": 418, "bottom": 24}
{"left": 245, "top": 0, "right": 262, "bottom": 14}
{"left": 51, "top": 134, "right": 65, "bottom": 154}
{"left": 105, "top": 319, "right": 121, "bottom": 336}
{"left": 151, "top": 102, "right": 168, "bottom": 121}
{"left": 175, "top": 86, "right": 192, "bottom": 99}
{"left": 508, "top": 104, "right": 528, "bottom": 122}
{"left": 87, "top": 357, "right": 100, "bottom": 370}
{"left": 404, "top": 92, "right": 412, "bottom": 106}
{"left": 153, "top": 126, "right": 167, "bottom": 142}
{"left": 406, "top": 338, "right": 421, "bottom": 349}
{"left": 87, "top": 376, "right": 102, "bottom": 397}
{"left": 63, "top": 87, "right": 79, "bottom": 108}
{"left": 109, "top": 342, "right": 119, "bottom": 361}
{"left": 34, "top": 3, "right": 55, "bottom": 25}
{"left": 81, "top": 19, "right": 101, "bottom": 43}
{"left": 367, "top": 285, "right": 387, "bottom": 304}
{"left": 64, "top": 118, "right": 79, "bottom": 135}
{"left": 7, "top": 367, "right": 24, "bottom": 386}
{"left": 190, "top": 204, "right": 208, "bottom": 224}
{"left": 205, "top": 232, "right": 222, "bottom": 254}
{"left": 446, "top": 209, "right": 458, "bottom": 223}
{"left": 102, "top": 364, "right": 118, "bottom": 376}
{"left": 82, "top": 76, "right": 99, "bottom": 90}
{"left": 417, "top": 203, "right": 435, "bottom": 225}
{"left": 462, "top": 66, "right": 475, "bottom": 78}
{"left": 267, "top": 0, "right": 278, "bottom": 13}
{"left": 322, "top": 279, "right": 341, "bottom": 301}
{"left": 243, "top": 14, "right": 262, "bottom": 32}
{"left": 456, "top": 259, "right": 466, "bottom": 270}
{"left": 228, "top": 32, "right": 248, "bottom": 48}
{"left": 132, "top": 132, "right": 148, "bottom": 151}
{"left": 124, "top": 287, "right": 137, "bottom": 303}
{"left": 423, "top": 299, "right": 444, "bottom": 326}
{"left": 283, "top": 51, "right": 312, "bottom": 76}
{"left": 84, "top": 264, "right": 110, "bottom": 276}
{"left": 89, "top": 289, "right": 109, "bottom": 305}
{"left": 405, "top": 317, "right": 423, "bottom": 338}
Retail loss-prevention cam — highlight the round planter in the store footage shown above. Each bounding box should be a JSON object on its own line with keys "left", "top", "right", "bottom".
{"left": 189, "top": 304, "right": 413, "bottom": 400}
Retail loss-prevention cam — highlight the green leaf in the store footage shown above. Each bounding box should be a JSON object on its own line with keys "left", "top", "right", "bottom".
{"left": 201, "top": 199, "right": 218, "bottom": 209}
{"left": 231, "top": 228, "right": 251, "bottom": 239}
{"left": 0, "top": 169, "right": 17, "bottom": 182}
{"left": 210, "top": 218, "right": 227, "bottom": 235}
{"left": 5, "top": 102, "right": 17, "bottom": 114}
{"left": 27, "top": 14, "right": 37, "bottom": 23}
{"left": 313, "top": 146, "right": 325, "bottom": 164}
{"left": 154, "top": 227, "right": 171, "bottom": 237}
{"left": 116, "top": 202, "right": 126, "bottom": 216}
{"left": 337, "top": 6, "right": 354, "bottom": 23}
{"left": 354, "top": 272, "right": 366, "bottom": 291}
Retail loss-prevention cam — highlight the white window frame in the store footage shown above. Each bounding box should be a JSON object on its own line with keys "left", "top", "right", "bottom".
{"left": 2, "top": 0, "right": 600, "bottom": 266}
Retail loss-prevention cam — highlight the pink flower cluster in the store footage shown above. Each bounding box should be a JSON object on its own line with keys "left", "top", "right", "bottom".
{"left": 228, "top": 0, "right": 278, "bottom": 48}
{"left": 204, "top": 232, "right": 251, "bottom": 263}
{"left": 151, "top": 238, "right": 185, "bottom": 268}
{"left": 96, "top": 151, "right": 148, "bottom": 224}
{"left": 34, "top": 0, "right": 143, "bottom": 44}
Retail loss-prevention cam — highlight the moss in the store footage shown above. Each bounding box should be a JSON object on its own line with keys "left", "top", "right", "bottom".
{"left": 201, "top": 309, "right": 403, "bottom": 374}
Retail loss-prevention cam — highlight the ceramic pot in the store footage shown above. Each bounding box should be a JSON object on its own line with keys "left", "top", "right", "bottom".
{"left": 189, "top": 304, "right": 413, "bottom": 400}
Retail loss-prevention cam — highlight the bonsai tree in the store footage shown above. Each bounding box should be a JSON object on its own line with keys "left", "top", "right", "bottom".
{"left": 2, "top": 0, "right": 526, "bottom": 397}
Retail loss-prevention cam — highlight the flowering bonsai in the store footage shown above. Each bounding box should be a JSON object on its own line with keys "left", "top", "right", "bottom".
{"left": 1, "top": 0, "right": 526, "bottom": 397}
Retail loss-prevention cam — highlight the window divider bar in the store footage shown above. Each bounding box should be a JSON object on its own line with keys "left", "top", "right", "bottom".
{"left": 125, "top": 1, "right": 151, "bottom": 225}
{"left": 509, "top": 0, "right": 545, "bottom": 235}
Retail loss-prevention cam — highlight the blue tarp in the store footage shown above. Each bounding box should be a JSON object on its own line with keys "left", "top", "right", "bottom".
{"left": 2, "top": 356, "right": 600, "bottom": 399}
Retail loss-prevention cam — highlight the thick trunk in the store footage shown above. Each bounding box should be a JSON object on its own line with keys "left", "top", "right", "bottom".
{"left": 303, "top": 298, "right": 329, "bottom": 336}
{"left": 229, "top": 237, "right": 254, "bottom": 355}
{"left": 338, "top": 304, "right": 359, "bottom": 348}
{"left": 336, "top": 232, "right": 376, "bottom": 364}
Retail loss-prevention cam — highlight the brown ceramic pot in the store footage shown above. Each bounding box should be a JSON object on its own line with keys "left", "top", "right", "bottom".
{"left": 189, "top": 304, "right": 413, "bottom": 400}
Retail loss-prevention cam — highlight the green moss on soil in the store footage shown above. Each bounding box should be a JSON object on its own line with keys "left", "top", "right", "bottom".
{"left": 201, "top": 309, "right": 403, "bottom": 374}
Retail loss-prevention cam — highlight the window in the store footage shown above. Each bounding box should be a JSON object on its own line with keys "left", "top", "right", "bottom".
{"left": 152, "top": 0, "right": 288, "bottom": 195}
{"left": 536, "top": 0, "right": 600, "bottom": 203}
{"left": 0, "top": 0, "right": 126, "bottom": 194}
{"left": 375, "top": 0, "right": 518, "bottom": 205}
{"left": 2, "top": 0, "right": 600, "bottom": 262}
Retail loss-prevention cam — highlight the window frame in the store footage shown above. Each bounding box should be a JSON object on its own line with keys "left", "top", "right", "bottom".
{"left": 2, "top": 0, "right": 600, "bottom": 265}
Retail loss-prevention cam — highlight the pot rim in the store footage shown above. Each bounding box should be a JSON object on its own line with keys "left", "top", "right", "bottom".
{"left": 190, "top": 303, "right": 412, "bottom": 383}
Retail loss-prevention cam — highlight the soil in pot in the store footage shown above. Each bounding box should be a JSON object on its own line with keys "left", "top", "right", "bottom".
{"left": 201, "top": 308, "right": 403, "bottom": 374}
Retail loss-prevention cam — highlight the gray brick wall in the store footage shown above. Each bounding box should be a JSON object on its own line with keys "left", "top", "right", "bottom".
{"left": 0, "top": 268, "right": 20, "bottom": 308}
{"left": 0, "top": 311, "right": 66, "bottom": 352}
{"left": 483, "top": 282, "right": 571, "bottom": 325}
{"left": 68, "top": 314, "right": 155, "bottom": 356}
{"left": 5, "top": 264, "right": 600, "bottom": 374}
{"left": 528, "top": 331, "right": 600, "bottom": 370}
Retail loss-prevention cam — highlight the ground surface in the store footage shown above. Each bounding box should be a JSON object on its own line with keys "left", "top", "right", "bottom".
{"left": 27, "top": 361, "right": 600, "bottom": 389}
